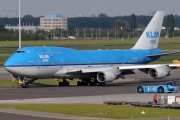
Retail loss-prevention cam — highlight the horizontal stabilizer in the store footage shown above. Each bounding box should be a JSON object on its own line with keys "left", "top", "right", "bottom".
{"left": 147, "top": 51, "right": 180, "bottom": 57}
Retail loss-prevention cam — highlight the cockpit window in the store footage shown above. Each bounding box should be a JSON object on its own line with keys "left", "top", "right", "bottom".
{"left": 16, "top": 51, "right": 25, "bottom": 53}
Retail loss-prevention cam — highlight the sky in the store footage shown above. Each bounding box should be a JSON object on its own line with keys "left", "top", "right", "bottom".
{"left": 0, "top": 0, "right": 180, "bottom": 18}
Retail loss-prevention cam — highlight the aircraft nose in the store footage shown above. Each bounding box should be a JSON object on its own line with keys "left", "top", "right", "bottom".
{"left": 4, "top": 56, "right": 17, "bottom": 74}
{"left": 4, "top": 59, "right": 10, "bottom": 68}
{"left": 4, "top": 55, "right": 14, "bottom": 69}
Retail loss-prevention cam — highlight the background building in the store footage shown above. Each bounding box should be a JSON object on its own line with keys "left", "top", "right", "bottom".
{"left": 40, "top": 14, "right": 67, "bottom": 31}
{"left": 5, "top": 24, "right": 39, "bottom": 32}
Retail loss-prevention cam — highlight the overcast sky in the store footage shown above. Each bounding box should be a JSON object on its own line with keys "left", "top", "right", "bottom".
{"left": 0, "top": 0, "right": 180, "bottom": 18}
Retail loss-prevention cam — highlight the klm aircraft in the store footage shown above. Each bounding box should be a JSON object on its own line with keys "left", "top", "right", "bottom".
{"left": 4, "top": 11, "right": 180, "bottom": 88}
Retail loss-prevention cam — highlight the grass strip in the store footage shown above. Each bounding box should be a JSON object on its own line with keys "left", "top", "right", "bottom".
{"left": 0, "top": 79, "right": 79, "bottom": 87}
{"left": 0, "top": 104, "right": 180, "bottom": 119}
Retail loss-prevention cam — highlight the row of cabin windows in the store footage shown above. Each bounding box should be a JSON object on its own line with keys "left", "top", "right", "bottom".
{"left": 15, "top": 61, "right": 124, "bottom": 66}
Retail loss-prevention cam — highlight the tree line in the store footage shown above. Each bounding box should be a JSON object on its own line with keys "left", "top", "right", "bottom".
{"left": 0, "top": 13, "right": 179, "bottom": 40}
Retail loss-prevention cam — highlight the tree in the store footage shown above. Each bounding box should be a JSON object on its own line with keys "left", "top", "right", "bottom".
{"left": 23, "top": 15, "right": 33, "bottom": 19}
{"left": 169, "top": 14, "right": 175, "bottom": 37}
{"left": 98, "top": 13, "right": 108, "bottom": 17}
{"left": 130, "top": 13, "right": 136, "bottom": 32}
{"left": 165, "top": 14, "right": 175, "bottom": 37}
{"left": 0, "top": 25, "right": 7, "bottom": 32}
{"left": 114, "top": 19, "right": 130, "bottom": 38}
{"left": 136, "top": 24, "right": 145, "bottom": 29}
{"left": 114, "top": 19, "right": 130, "bottom": 31}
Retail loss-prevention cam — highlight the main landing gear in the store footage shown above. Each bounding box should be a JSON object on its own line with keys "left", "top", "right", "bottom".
{"left": 77, "top": 79, "right": 105, "bottom": 86}
{"left": 58, "top": 79, "right": 70, "bottom": 86}
{"left": 58, "top": 78, "right": 105, "bottom": 87}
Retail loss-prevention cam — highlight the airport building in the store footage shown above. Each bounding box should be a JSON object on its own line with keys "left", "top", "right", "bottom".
{"left": 40, "top": 14, "right": 67, "bottom": 31}
{"left": 5, "top": 24, "right": 39, "bottom": 32}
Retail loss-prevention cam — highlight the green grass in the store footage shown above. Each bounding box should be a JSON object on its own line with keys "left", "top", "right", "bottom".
{"left": 151, "top": 56, "right": 180, "bottom": 64}
{"left": 0, "top": 79, "right": 79, "bottom": 87}
{"left": 0, "top": 80, "right": 19, "bottom": 87}
{"left": 0, "top": 38, "right": 180, "bottom": 54}
{"left": 0, "top": 57, "right": 9, "bottom": 64}
{"left": 33, "top": 79, "right": 79, "bottom": 86}
{"left": 0, "top": 39, "right": 137, "bottom": 47}
{"left": 0, "top": 104, "right": 180, "bottom": 119}
{"left": 0, "top": 48, "right": 16, "bottom": 54}
{"left": 0, "top": 38, "right": 180, "bottom": 47}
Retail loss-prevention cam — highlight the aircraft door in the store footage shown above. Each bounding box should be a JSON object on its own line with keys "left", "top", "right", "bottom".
{"left": 88, "top": 58, "right": 91, "bottom": 65}
{"left": 45, "top": 47, "right": 53, "bottom": 57}
{"left": 119, "top": 56, "right": 124, "bottom": 64}
{"left": 110, "top": 58, "right": 114, "bottom": 64}
{"left": 60, "top": 59, "right": 64, "bottom": 66}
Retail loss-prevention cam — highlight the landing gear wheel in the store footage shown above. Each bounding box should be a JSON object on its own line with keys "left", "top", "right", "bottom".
{"left": 137, "top": 86, "right": 144, "bottom": 93}
{"left": 77, "top": 81, "right": 88, "bottom": 86}
{"left": 59, "top": 81, "right": 70, "bottom": 86}
{"left": 77, "top": 81, "right": 82, "bottom": 86}
{"left": 64, "top": 81, "right": 69, "bottom": 86}
{"left": 158, "top": 86, "right": 164, "bottom": 93}
{"left": 82, "top": 81, "right": 87, "bottom": 86}
{"left": 90, "top": 82, "right": 95, "bottom": 86}
{"left": 59, "top": 82, "right": 63, "bottom": 86}
{"left": 21, "top": 82, "right": 28, "bottom": 88}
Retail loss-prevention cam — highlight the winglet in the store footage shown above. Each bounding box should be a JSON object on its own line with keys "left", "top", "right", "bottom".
{"left": 132, "top": 11, "right": 165, "bottom": 50}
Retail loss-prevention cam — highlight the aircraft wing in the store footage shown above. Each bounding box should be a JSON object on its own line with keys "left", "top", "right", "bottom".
{"left": 118, "top": 64, "right": 180, "bottom": 70}
{"left": 66, "top": 64, "right": 180, "bottom": 80}
{"left": 67, "top": 64, "right": 180, "bottom": 74}
{"left": 67, "top": 67, "right": 113, "bottom": 73}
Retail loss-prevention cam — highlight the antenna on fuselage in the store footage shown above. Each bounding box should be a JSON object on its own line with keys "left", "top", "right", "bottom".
{"left": 19, "top": 0, "right": 21, "bottom": 48}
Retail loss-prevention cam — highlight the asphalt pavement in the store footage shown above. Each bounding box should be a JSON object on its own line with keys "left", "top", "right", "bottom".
{"left": 1, "top": 67, "right": 180, "bottom": 120}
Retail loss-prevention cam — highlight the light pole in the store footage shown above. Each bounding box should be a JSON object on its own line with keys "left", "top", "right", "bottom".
{"left": 84, "top": 28, "right": 86, "bottom": 39}
{"left": 91, "top": 28, "right": 93, "bottom": 39}
{"left": 19, "top": 0, "right": 21, "bottom": 48}
{"left": 96, "top": 29, "right": 97, "bottom": 40}
{"left": 107, "top": 28, "right": 109, "bottom": 39}
{"left": 61, "top": 29, "right": 62, "bottom": 39}
{"left": 99, "top": 28, "right": 101, "bottom": 39}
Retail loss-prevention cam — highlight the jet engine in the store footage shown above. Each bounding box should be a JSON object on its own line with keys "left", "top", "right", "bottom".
{"left": 148, "top": 66, "right": 170, "bottom": 79}
{"left": 97, "top": 70, "right": 117, "bottom": 83}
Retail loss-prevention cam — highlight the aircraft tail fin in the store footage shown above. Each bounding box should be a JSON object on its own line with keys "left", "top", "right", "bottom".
{"left": 132, "top": 11, "right": 165, "bottom": 50}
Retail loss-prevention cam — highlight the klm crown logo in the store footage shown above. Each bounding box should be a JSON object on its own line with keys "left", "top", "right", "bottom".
{"left": 146, "top": 31, "right": 160, "bottom": 38}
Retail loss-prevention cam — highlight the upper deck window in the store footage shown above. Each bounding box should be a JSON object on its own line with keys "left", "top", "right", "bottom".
{"left": 16, "top": 51, "right": 25, "bottom": 53}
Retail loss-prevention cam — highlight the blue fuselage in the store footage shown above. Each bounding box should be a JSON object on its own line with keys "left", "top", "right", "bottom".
{"left": 4, "top": 46, "right": 162, "bottom": 67}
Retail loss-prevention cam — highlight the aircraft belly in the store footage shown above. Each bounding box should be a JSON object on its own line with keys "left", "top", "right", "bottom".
{"left": 5, "top": 67, "right": 26, "bottom": 76}
{"left": 5, "top": 66, "right": 60, "bottom": 78}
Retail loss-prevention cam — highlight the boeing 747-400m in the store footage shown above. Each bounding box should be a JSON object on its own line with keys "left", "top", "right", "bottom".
{"left": 4, "top": 11, "right": 180, "bottom": 88}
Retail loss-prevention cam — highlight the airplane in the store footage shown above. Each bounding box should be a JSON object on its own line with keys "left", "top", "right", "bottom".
{"left": 4, "top": 11, "right": 180, "bottom": 88}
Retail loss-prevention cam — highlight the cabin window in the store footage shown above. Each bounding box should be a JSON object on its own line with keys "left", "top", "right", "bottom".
{"left": 16, "top": 51, "right": 25, "bottom": 53}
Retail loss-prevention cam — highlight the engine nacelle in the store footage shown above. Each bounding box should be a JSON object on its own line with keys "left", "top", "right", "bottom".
{"left": 148, "top": 66, "right": 170, "bottom": 79}
{"left": 97, "top": 70, "right": 117, "bottom": 83}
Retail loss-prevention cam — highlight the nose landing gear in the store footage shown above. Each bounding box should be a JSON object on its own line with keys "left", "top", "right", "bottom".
{"left": 21, "top": 78, "right": 29, "bottom": 88}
